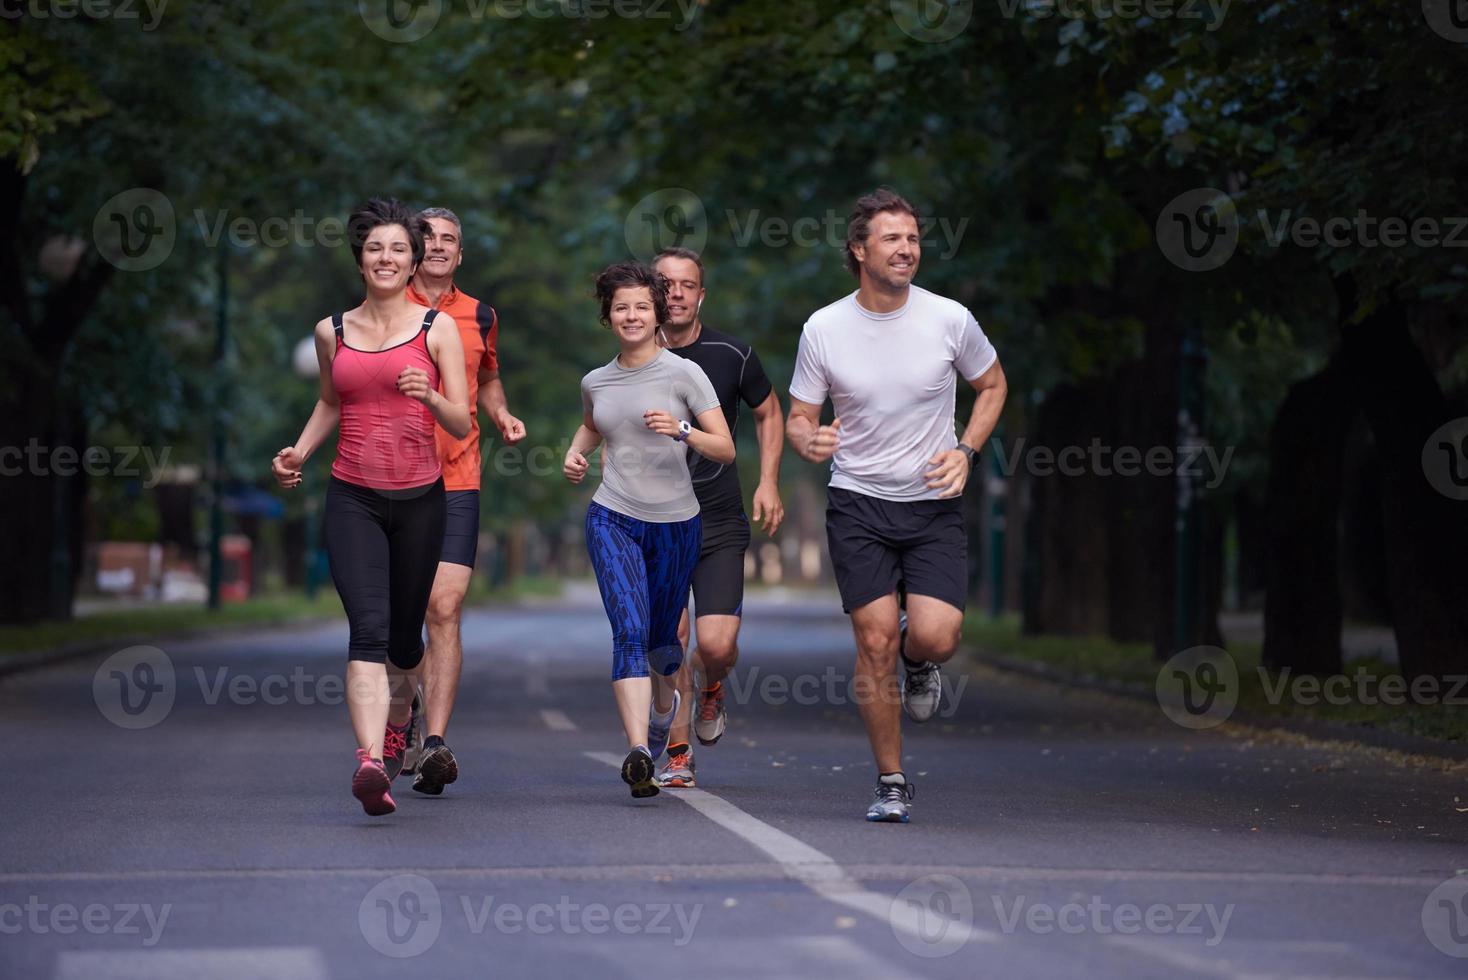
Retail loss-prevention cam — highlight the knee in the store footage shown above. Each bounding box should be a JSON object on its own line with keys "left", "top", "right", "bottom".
{"left": 698, "top": 638, "right": 737, "bottom": 673}
{"left": 908, "top": 622, "right": 962, "bottom": 662}
{"left": 854, "top": 623, "right": 899, "bottom": 666}
{"left": 426, "top": 590, "right": 463, "bottom": 629}
{"left": 676, "top": 618, "right": 690, "bottom": 649}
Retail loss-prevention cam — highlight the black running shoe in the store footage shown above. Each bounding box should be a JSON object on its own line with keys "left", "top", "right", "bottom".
{"left": 620, "top": 746, "right": 659, "bottom": 799}
{"left": 412, "top": 743, "right": 459, "bottom": 796}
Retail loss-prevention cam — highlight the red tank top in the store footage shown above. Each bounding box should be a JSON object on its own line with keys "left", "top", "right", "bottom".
{"left": 330, "top": 309, "right": 443, "bottom": 490}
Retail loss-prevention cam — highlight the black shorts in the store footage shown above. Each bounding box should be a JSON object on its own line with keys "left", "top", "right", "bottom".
{"left": 825, "top": 487, "right": 967, "bottom": 615}
{"left": 440, "top": 490, "right": 480, "bottom": 568}
{"left": 691, "top": 509, "right": 751, "bottom": 618}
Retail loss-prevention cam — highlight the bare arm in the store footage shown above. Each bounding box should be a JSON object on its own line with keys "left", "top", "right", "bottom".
{"left": 643, "top": 407, "right": 735, "bottom": 464}
{"left": 925, "top": 358, "right": 1009, "bottom": 498}
{"left": 564, "top": 412, "right": 602, "bottom": 484}
{"left": 405, "top": 313, "right": 471, "bottom": 439}
{"left": 786, "top": 397, "right": 840, "bottom": 464}
{"left": 272, "top": 319, "right": 341, "bottom": 488}
{"left": 750, "top": 391, "right": 785, "bottom": 536}
{"left": 478, "top": 367, "right": 526, "bottom": 445}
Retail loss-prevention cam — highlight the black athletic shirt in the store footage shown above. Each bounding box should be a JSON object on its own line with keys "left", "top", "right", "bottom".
{"left": 665, "top": 325, "right": 774, "bottom": 515}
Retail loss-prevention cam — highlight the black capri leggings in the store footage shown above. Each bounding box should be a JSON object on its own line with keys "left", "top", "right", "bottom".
{"left": 324, "top": 475, "right": 446, "bottom": 669}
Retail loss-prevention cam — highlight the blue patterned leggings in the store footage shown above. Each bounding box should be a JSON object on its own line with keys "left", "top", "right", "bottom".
{"left": 585, "top": 502, "right": 703, "bottom": 681}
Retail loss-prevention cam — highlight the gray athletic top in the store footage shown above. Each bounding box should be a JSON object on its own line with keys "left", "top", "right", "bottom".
{"left": 581, "top": 349, "right": 721, "bottom": 522}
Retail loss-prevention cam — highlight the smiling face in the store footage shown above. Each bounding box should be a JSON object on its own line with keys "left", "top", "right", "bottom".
{"left": 359, "top": 223, "right": 416, "bottom": 293}
{"left": 608, "top": 285, "right": 658, "bottom": 348}
{"left": 419, "top": 216, "right": 463, "bottom": 283}
{"left": 852, "top": 210, "right": 921, "bottom": 291}
{"left": 654, "top": 255, "right": 704, "bottom": 331}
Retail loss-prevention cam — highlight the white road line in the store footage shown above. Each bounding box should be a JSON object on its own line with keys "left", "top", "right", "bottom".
{"left": 540, "top": 708, "right": 577, "bottom": 731}
{"left": 584, "top": 750, "right": 1001, "bottom": 946}
{"left": 54, "top": 946, "right": 328, "bottom": 980}
{"left": 1104, "top": 936, "right": 1243, "bottom": 979}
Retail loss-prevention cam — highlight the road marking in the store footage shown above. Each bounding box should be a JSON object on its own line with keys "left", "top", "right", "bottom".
{"left": 584, "top": 750, "right": 1001, "bottom": 945}
{"left": 54, "top": 946, "right": 328, "bottom": 980}
{"left": 540, "top": 708, "right": 577, "bottom": 731}
{"left": 1104, "top": 937, "right": 1241, "bottom": 978}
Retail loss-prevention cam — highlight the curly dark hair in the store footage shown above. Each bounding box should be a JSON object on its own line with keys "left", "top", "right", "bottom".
{"left": 347, "top": 197, "right": 428, "bottom": 271}
{"left": 844, "top": 187, "right": 919, "bottom": 278}
{"left": 594, "top": 261, "right": 670, "bottom": 328}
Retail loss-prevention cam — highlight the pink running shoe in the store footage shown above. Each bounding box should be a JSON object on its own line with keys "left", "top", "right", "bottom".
{"left": 352, "top": 749, "right": 396, "bottom": 816}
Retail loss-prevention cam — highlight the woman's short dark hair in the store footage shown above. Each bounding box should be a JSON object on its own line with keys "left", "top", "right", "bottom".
{"left": 844, "top": 187, "right": 920, "bottom": 277}
{"left": 348, "top": 197, "right": 428, "bottom": 270}
{"left": 594, "top": 261, "right": 670, "bottom": 328}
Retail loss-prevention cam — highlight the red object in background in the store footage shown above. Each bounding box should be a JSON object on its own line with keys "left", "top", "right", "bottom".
{"left": 219, "top": 535, "right": 251, "bottom": 604}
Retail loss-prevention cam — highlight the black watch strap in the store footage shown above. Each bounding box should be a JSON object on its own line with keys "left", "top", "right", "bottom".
{"left": 959, "top": 443, "right": 979, "bottom": 467}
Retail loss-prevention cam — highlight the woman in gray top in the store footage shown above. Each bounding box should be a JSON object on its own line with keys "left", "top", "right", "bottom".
{"left": 564, "top": 261, "right": 734, "bottom": 799}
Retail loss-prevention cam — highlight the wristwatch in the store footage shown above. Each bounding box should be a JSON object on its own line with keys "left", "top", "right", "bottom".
{"left": 675, "top": 420, "right": 693, "bottom": 443}
{"left": 958, "top": 443, "right": 979, "bottom": 468}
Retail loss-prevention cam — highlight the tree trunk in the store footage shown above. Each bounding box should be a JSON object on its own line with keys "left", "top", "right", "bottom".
{"left": 1340, "top": 302, "right": 1468, "bottom": 678}
{"left": 1262, "top": 356, "right": 1353, "bottom": 674}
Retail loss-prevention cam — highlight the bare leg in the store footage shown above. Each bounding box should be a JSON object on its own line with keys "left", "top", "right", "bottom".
{"left": 422, "top": 562, "right": 472, "bottom": 738}
{"left": 346, "top": 661, "right": 391, "bottom": 757}
{"left": 849, "top": 592, "right": 903, "bottom": 773}
{"left": 902, "top": 594, "right": 964, "bottom": 664}
{"left": 612, "top": 676, "right": 653, "bottom": 750}
{"left": 668, "top": 609, "right": 697, "bottom": 746}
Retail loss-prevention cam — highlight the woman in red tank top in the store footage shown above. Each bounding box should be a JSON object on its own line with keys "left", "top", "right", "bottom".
{"left": 271, "top": 198, "right": 470, "bottom": 817}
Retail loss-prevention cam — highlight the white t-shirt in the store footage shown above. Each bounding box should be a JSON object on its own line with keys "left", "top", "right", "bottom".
{"left": 788, "top": 285, "right": 998, "bottom": 502}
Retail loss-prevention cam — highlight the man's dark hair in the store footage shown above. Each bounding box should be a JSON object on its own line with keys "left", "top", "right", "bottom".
{"left": 348, "top": 197, "right": 428, "bottom": 270}
{"left": 844, "top": 187, "right": 920, "bottom": 278}
{"left": 653, "top": 247, "right": 705, "bottom": 288}
{"left": 594, "top": 261, "right": 670, "bottom": 327}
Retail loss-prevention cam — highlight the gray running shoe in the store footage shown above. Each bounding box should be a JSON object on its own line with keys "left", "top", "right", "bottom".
{"left": 865, "top": 773, "right": 914, "bottom": 823}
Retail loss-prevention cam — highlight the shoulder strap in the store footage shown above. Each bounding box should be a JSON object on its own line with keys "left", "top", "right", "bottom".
{"left": 331, "top": 312, "right": 344, "bottom": 347}
{"left": 420, "top": 309, "right": 436, "bottom": 333}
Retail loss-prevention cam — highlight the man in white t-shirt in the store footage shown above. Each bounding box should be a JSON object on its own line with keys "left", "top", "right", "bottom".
{"left": 787, "top": 187, "right": 1008, "bottom": 823}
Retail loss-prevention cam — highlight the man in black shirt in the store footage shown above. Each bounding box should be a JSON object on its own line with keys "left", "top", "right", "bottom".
{"left": 652, "top": 247, "right": 786, "bottom": 788}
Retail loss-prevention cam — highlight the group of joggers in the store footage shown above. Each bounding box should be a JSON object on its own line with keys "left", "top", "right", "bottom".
{"left": 273, "top": 187, "right": 1008, "bottom": 824}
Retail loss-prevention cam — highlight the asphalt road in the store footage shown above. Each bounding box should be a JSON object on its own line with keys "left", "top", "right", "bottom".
{"left": 2, "top": 585, "right": 1466, "bottom": 979}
